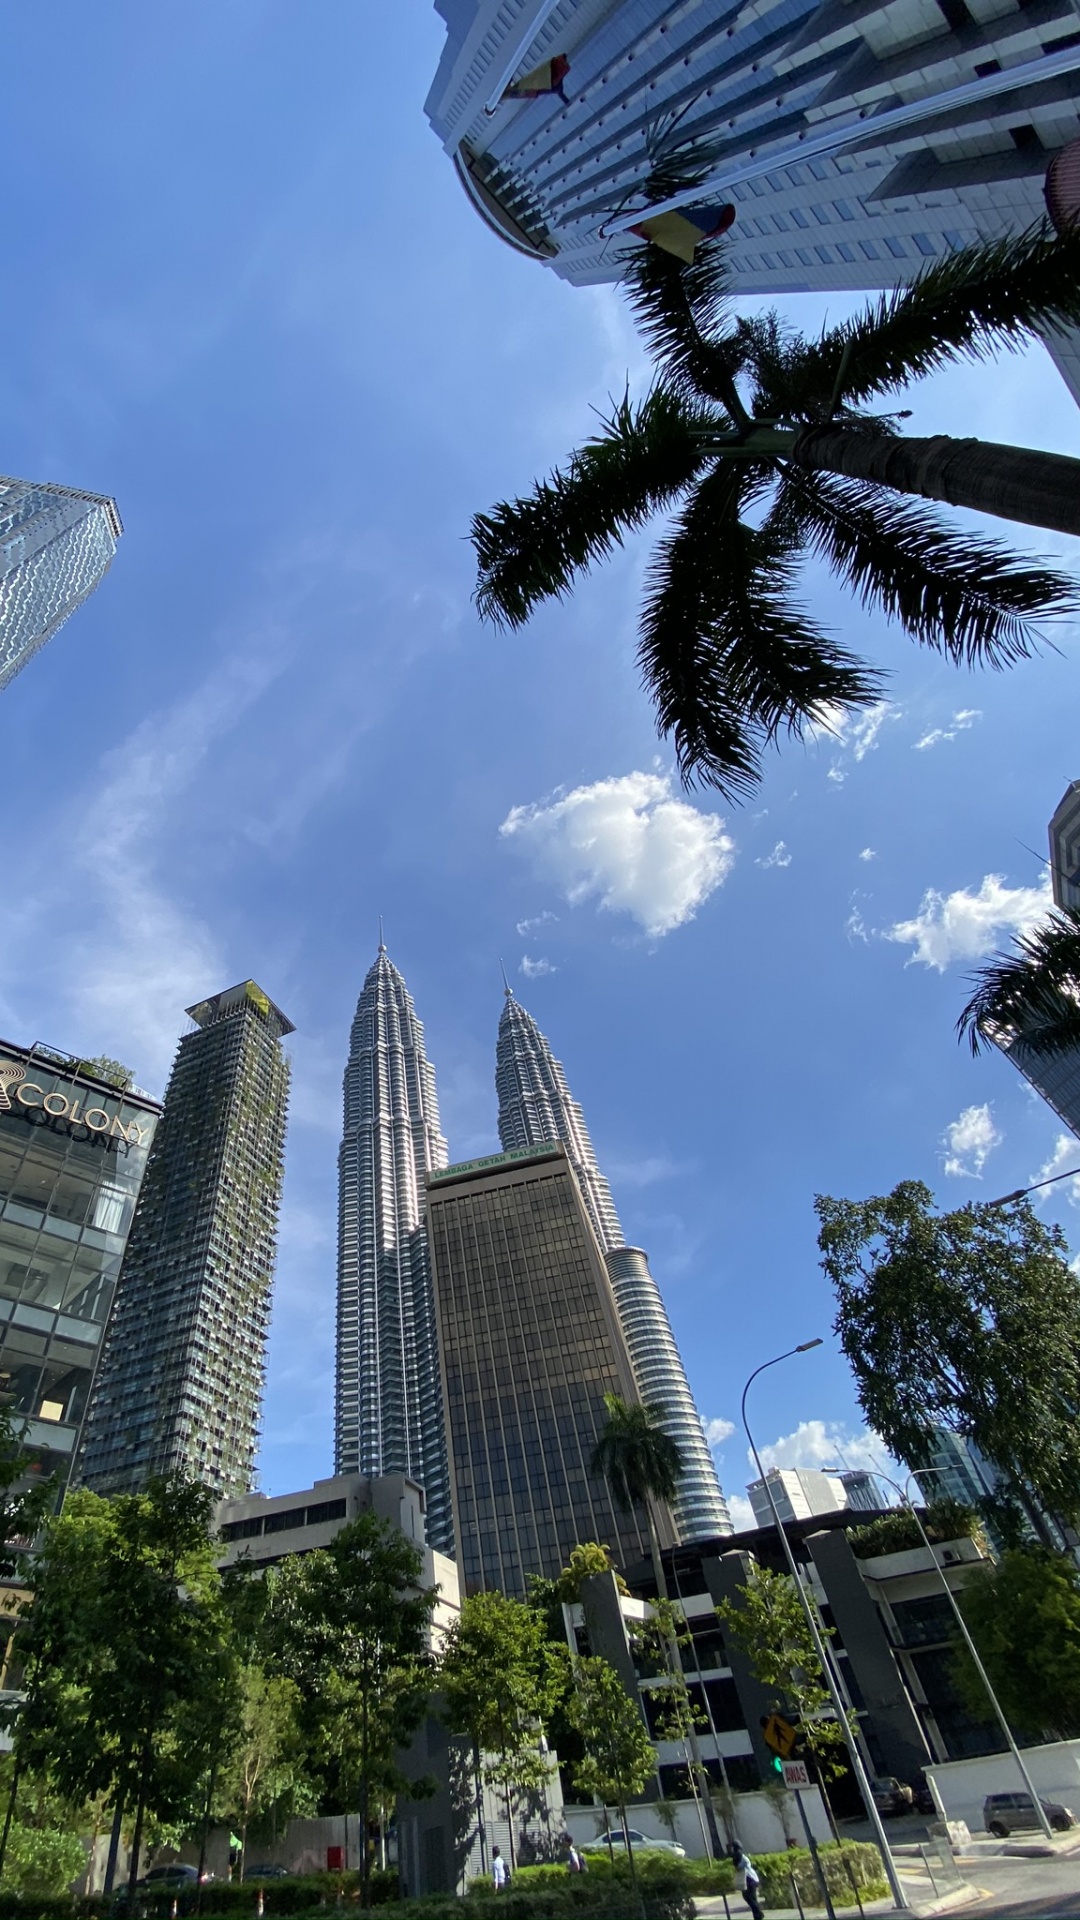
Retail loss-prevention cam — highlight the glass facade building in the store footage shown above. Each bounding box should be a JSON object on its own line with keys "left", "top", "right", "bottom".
{"left": 426, "top": 1, "right": 1080, "bottom": 395}
{"left": 77, "top": 982, "right": 292, "bottom": 1500}
{"left": 426, "top": 1143, "right": 660, "bottom": 1597}
{"left": 0, "top": 1041, "right": 159, "bottom": 1497}
{"left": 0, "top": 477, "right": 122, "bottom": 693}
{"left": 496, "top": 990, "right": 731, "bottom": 1542}
{"left": 998, "top": 778, "right": 1080, "bottom": 1138}
{"left": 335, "top": 947, "right": 455, "bottom": 1554}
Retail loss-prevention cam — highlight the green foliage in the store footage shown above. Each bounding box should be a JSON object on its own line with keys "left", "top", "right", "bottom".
{"left": 564, "top": 1656, "right": 656, "bottom": 1818}
{"left": 818, "top": 1179, "right": 1080, "bottom": 1528}
{"left": 716, "top": 1564, "right": 850, "bottom": 1779}
{"left": 847, "top": 1500, "right": 983, "bottom": 1560}
{"left": 959, "top": 904, "right": 1080, "bottom": 1060}
{"left": 590, "top": 1396, "right": 683, "bottom": 1513}
{"left": 440, "top": 1590, "right": 563, "bottom": 1854}
{"left": 471, "top": 221, "right": 1080, "bottom": 798}
{"left": 0, "top": 1821, "right": 86, "bottom": 1895}
{"left": 953, "top": 1548, "right": 1080, "bottom": 1739}
{"left": 74, "top": 1057, "right": 134, "bottom": 1091}
{"left": 213, "top": 1664, "right": 313, "bottom": 1870}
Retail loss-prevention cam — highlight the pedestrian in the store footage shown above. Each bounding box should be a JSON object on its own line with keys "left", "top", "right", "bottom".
{"left": 564, "top": 1835, "right": 587, "bottom": 1873}
{"left": 492, "top": 1845, "right": 509, "bottom": 1893}
{"left": 730, "top": 1841, "right": 764, "bottom": 1920}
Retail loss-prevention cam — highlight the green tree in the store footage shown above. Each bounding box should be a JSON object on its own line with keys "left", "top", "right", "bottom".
{"left": 633, "top": 1601, "right": 716, "bottom": 1840}
{"left": 213, "top": 1664, "right": 311, "bottom": 1879}
{"left": 440, "top": 1590, "right": 563, "bottom": 1869}
{"left": 959, "top": 906, "right": 1080, "bottom": 1062}
{"left": 952, "top": 1549, "right": 1080, "bottom": 1743}
{"left": 472, "top": 224, "right": 1080, "bottom": 799}
{"left": 73, "top": 1057, "right": 133, "bottom": 1091}
{"left": 716, "top": 1563, "right": 850, "bottom": 1784}
{"left": 565, "top": 1656, "right": 656, "bottom": 1910}
{"left": 590, "top": 1395, "right": 682, "bottom": 1603}
{"left": 11, "top": 1479, "right": 228, "bottom": 1907}
{"left": 817, "top": 1179, "right": 1080, "bottom": 1536}
{"left": 260, "top": 1510, "right": 436, "bottom": 1908}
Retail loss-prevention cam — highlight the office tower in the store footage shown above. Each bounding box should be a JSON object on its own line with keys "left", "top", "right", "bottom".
{"left": 0, "top": 477, "right": 122, "bottom": 692}
{"left": 496, "top": 989, "right": 730, "bottom": 1541}
{"left": 335, "top": 947, "right": 455, "bottom": 1554}
{"left": 0, "top": 1043, "right": 159, "bottom": 1499}
{"left": 998, "top": 780, "right": 1080, "bottom": 1136}
{"left": 426, "top": 1143, "right": 662, "bottom": 1596}
{"left": 77, "top": 982, "right": 291, "bottom": 1499}
{"left": 426, "top": 2, "right": 1080, "bottom": 395}
{"left": 838, "top": 1467, "right": 888, "bottom": 1512}
{"left": 747, "top": 1466, "right": 849, "bottom": 1527}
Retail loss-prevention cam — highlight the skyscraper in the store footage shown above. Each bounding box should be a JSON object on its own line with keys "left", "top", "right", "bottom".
{"left": 77, "top": 981, "right": 292, "bottom": 1499}
{"left": 0, "top": 1042, "right": 159, "bottom": 1500}
{"left": 999, "top": 780, "right": 1080, "bottom": 1137}
{"left": 0, "top": 476, "right": 122, "bottom": 693}
{"left": 426, "top": 1143, "right": 660, "bottom": 1595}
{"left": 335, "top": 947, "right": 455, "bottom": 1554}
{"left": 426, "top": 2, "right": 1080, "bottom": 395}
{"left": 496, "top": 989, "right": 731, "bottom": 1541}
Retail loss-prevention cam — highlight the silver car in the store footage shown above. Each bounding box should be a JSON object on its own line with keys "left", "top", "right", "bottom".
{"left": 580, "top": 1828, "right": 687, "bottom": 1857}
{"left": 983, "top": 1791, "right": 1076, "bottom": 1837}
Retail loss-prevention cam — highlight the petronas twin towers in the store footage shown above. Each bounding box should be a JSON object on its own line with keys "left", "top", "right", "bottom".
{"left": 335, "top": 947, "right": 730, "bottom": 1558}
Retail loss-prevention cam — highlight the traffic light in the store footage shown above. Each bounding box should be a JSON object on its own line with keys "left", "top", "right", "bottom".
{"left": 771, "top": 1754, "right": 784, "bottom": 1775}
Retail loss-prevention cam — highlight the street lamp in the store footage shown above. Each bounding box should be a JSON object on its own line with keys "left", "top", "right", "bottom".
{"left": 741, "top": 1344, "right": 910, "bottom": 1912}
{"left": 872, "top": 1464, "right": 1056, "bottom": 1844}
{"left": 986, "top": 1165, "right": 1080, "bottom": 1208}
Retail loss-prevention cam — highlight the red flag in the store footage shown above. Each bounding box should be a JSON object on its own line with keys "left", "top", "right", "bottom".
{"left": 630, "top": 203, "right": 737, "bottom": 263}
{"left": 503, "top": 54, "right": 570, "bottom": 102}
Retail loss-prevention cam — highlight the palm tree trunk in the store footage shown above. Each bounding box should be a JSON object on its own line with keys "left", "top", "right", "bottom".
{"left": 791, "top": 425, "right": 1080, "bottom": 538}
{"left": 645, "top": 1499, "right": 720, "bottom": 1858}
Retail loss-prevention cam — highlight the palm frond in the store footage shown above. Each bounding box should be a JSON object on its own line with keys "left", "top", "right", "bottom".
{"left": 622, "top": 235, "right": 746, "bottom": 411}
{"left": 472, "top": 385, "right": 717, "bottom": 628}
{"left": 638, "top": 463, "right": 887, "bottom": 794}
{"left": 780, "top": 469, "right": 1075, "bottom": 667}
{"left": 958, "top": 907, "right": 1080, "bottom": 1057}
{"left": 788, "top": 224, "right": 1080, "bottom": 412}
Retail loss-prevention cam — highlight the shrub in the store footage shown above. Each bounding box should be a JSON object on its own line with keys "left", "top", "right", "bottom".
{"left": 754, "top": 1841, "right": 888, "bottom": 1909}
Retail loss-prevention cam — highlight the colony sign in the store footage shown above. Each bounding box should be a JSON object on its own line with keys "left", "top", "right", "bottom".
{"left": 0, "top": 1059, "right": 149, "bottom": 1145}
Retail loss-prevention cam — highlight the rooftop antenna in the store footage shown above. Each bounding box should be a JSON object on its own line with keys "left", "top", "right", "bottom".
{"left": 500, "top": 958, "right": 513, "bottom": 996}
{"left": 378, "top": 915, "right": 386, "bottom": 953}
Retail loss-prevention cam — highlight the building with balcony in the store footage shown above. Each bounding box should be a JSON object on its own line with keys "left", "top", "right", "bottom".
{"left": 0, "top": 476, "right": 122, "bottom": 692}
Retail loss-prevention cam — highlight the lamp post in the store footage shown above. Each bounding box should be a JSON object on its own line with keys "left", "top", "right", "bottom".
{"left": 872, "top": 1464, "right": 1056, "bottom": 1843}
{"left": 986, "top": 1165, "right": 1080, "bottom": 1208}
{"left": 741, "top": 1344, "right": 910, "bottom": 1912}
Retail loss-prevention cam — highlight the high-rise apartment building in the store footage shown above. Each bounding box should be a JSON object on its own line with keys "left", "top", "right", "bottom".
{"left": 426, "top": 1143, "right": 661, "bottom": 1596}
{"left": 999, "top": 779, "right": 1080, "bottom": 1136}
{"left": 496, "top": 989, "right": 730, "bottom": 1541}
{"left": 335, "top": 947, "right": 455, "bottom": 1554}
{"left": 426, "top": 1, "right": 1080, "bottom": 393}
{"left": 747, "top": 1465, "right": 849, "bottom": 1526}
{"left": 0, "top": 477, "right": 122, "bottom": 692}
{"left": 77, "top": 982, "right": 292, "bottom": 1499}
{"left": 0, "top": 1042, "right": 159, "bottom": 1499}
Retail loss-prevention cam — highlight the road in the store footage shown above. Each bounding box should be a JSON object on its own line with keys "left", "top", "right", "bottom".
{"left": 953, "top": 1850, "right": 1080, "bottom": 1916}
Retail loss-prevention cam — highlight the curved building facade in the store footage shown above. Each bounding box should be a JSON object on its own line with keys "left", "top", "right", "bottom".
{"left": 335, "top": 948, "right": 455, "bottom": 1554}
{"left": 495, "top": 990, "right": 731, "bottom": 1541}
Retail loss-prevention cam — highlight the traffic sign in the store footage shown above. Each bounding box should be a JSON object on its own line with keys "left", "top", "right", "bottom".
{"left": 761, "top": 1712, "right": 798, "bottom": 1759}
{"left": 782, "top": 1759, "right": 811, "bottom": 1791}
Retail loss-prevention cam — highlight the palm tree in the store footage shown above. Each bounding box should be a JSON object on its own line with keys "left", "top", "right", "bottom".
{"left": 959, "top": 906, "right": 1080, "bottom": 1057}
{"left": 591, "top": 1392, "right": 683, "bottom": 1597}
{"left": 473, "top": 223, "right": 1080, "bottom": 798}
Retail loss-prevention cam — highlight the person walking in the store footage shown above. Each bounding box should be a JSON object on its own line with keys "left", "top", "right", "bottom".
{"left": 730, "top": 1842, "right": 764, "bottom": 1920}
{"left": 564, "top": 1836, "right": 587, "bottom": 1873}
{"left": 492, "top": 1846, "right": 509, "bottom": 1892}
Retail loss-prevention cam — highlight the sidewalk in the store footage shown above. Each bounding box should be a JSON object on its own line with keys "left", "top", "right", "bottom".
{"left": 693, "top": 1858, "right": 978, "bottom": 1919}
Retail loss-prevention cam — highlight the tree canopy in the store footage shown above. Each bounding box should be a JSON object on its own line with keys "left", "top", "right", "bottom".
{"left": 953, "top": 1549, "right": 1080, "bottom": 1740}
{"left": 959, "top": 905, "right": 1080, "bottom": 1060}
{"left": 817, "top": 1180, "right": 1080, "bottom": 1531}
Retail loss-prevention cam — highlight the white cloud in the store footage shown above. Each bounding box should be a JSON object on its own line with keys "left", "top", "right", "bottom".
{"left": 859, "top": 848, "right": 876, "bottom": 862}
{"left": 913, "top": 708, "right": 982, "bottom": 752}
{"left": 759, "top": 1420, "right": 887, "bottom": 1477}
{"left": 516, "top": 911, "right": 558, "bottom": 936}
{"left": 727, "top": 1493, "right": 757, "bottom": 1531}
{"left": 520, "top": 955, "right": 556, "bottom": 978}
{"left": 706, "top": 1417, "right": 735, "bottom": 1448}
{"left": 941, "top": 1102, "right": 1003, "bottom": 1178}
{"left": 827, "top": 766, "right": 846, "bottom": 786}
{"left": 756, "top": 840, "right": 791, "bottom": 870}
{"left": 845, "top": 902, "right": 869, "bottom": 943}
{"left": 886, "top": 872, "right": 1051, "bottom": 972}
{"left": 849, "top": 703, "right": 892, "bottom": 762}
{"left": 1032, "top": 1134, "right": 1080, "bottom": 1209}
{"left": 499, "top": 771, "right": 735, "bottom": 937}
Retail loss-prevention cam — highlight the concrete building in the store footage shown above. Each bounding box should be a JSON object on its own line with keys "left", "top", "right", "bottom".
{"left": 336, "top": 947, "right": 455, "bottom": 1554}
{"left": 0, "top": 476, "right": 122, "bottom": 693}
{"left": 77, "top": 981, "right": 292, "bottom": 1499}
{"left": 426, "top": 1, "right": 1080, "bottom": 395}
{"left": 496, "top": 991, "right": 730, "bottom": 1542}
{"left": 747, "top": 1466, "right": 849, "bottom": 1526}
{"left": 426, "top": 1142, "right": 662, "bottom": 1596}
{"left": 0, "top": 1041, "right": 159, "bottom": 1498}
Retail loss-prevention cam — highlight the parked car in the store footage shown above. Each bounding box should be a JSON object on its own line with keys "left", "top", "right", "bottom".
{"left": 244, "top": 1864, "right": 292, "bottom": 1878}
{"left": 580, "top": 1828, "right": 687, "bottom": 1857}
{"left": 141, "top": 1867, "right": 202, "bottom": 1885}
{"left": 111, "top": 1864, "right": 210, "bottom": 1914}
{"left": 870, "top": 1777, "right": 915, "bottom": 1816}
{"left": 983, "top": 1791, "right": 1076, "bottom": 1837}
{"left": 910, "top": 1774, "right": 937, "bottom": 1816}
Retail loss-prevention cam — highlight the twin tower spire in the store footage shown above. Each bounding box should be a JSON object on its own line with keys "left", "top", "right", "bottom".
{"left": 335, "top": 950, "right": 730, "bottom": 1557}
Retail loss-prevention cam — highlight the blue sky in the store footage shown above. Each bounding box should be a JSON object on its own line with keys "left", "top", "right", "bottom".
{"left": 4, "top": 4, "right": 1080, "bottom": 1528}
